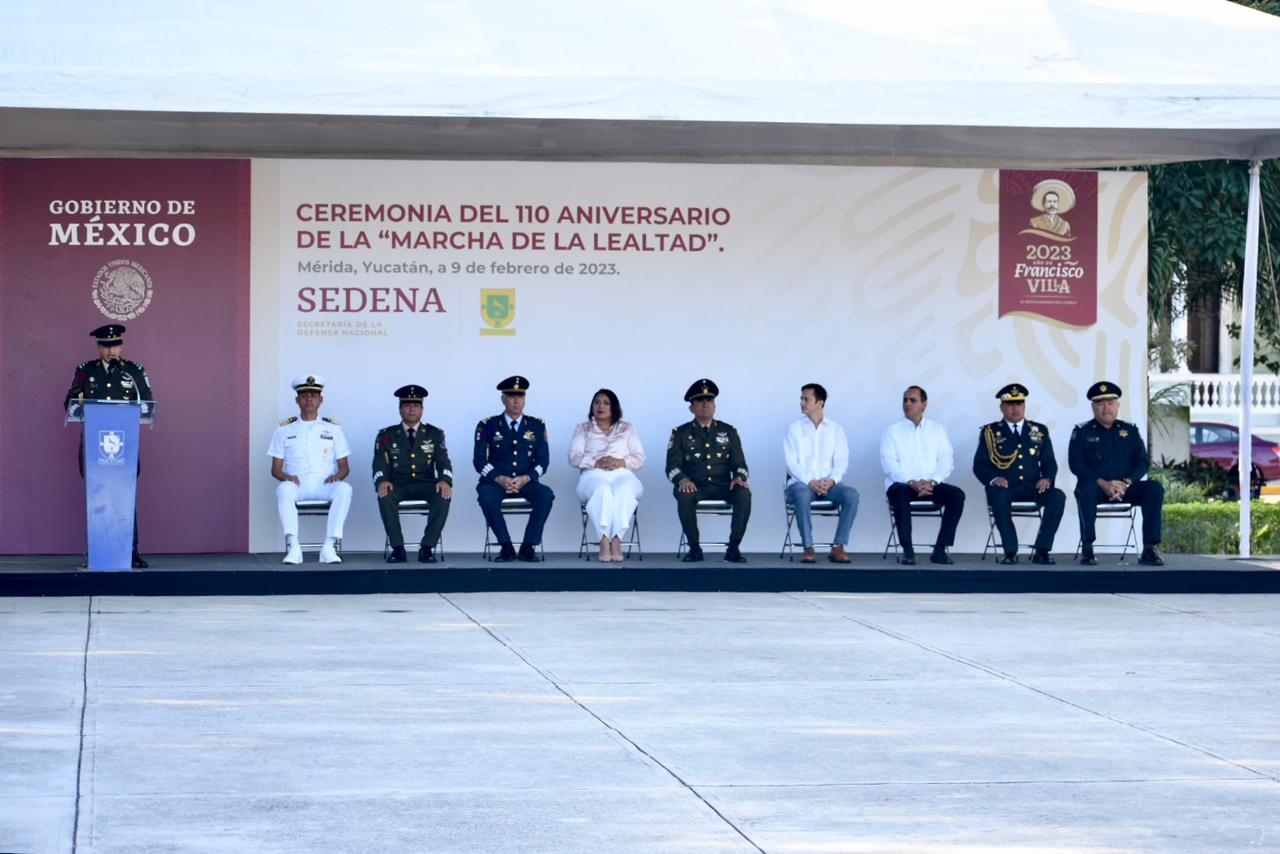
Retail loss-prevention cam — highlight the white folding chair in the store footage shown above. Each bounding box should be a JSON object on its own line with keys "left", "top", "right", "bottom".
{"left": 577, "top": 504, "right": 643, "bottom": 561}
{"left": 882, "top": 498, "right": 943, "bottom": 561}
{"left": 982, "top": 501, "right": 1044, "bottom": 560}
{"left": 1075, "top": 503, "right": 1138, "bottom": 560}
{"left": 384, "top": 499, "right": 444, "bottom": 560}
{"left": 294, "top": 500, "right": 339, "bottom": 555}
{"left": 677, "top": 500, "right": 734, "bottom": 558}
{"left": 483, "top": 497, "right": 545, "bottom": 560}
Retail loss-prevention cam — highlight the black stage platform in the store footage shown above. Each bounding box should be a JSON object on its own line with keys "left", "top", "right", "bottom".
{"left": 1, "top": 551, "right": 1278, "bottom": 596}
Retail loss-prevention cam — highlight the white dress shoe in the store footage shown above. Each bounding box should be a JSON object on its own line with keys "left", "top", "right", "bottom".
{"left": 283, "top": 537, "right": 303, "bottom": 565}
{"left": 319, "top": 542, "right": 342, "bottom": 564}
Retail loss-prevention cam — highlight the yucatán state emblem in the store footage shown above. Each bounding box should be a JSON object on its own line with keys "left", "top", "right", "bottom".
{"left": 480, "top": 288, "right": 517, "bottom": 336}
{"left": 97, "top": 430, "right": 126, "bottom": 465}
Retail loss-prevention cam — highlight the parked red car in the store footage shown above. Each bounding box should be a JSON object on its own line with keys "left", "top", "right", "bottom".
{"left": 1190, "top": 421, "right": 1280, "bottom": 480}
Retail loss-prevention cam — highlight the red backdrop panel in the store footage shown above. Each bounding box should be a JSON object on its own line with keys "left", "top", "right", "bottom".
{"left": 0, "top": 159, "right": 250, "bottom": 554}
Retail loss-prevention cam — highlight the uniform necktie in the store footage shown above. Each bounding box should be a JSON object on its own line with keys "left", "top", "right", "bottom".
{"left": 407, "top": 427, "right": 416, "bottom": 445}
{"left": 1014, "top": 423, "right": 1021, "bottom": 438}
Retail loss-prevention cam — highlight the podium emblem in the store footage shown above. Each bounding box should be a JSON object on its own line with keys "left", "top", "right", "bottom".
{"left": 97, "top": 430, "right": 126, "bottom": 465}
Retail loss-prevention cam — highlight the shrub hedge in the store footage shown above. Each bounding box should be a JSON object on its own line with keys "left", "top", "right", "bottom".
{"left": 1162, "top": 501, "right": 1280, "bottom": 554}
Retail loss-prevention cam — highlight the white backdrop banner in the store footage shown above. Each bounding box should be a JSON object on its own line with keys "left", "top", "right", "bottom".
{"left": 249, "top": 161, "right": 1149, "bottom": 555}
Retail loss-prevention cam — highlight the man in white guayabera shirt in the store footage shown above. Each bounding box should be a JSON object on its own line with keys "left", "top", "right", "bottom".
{"left": 880, "top": 385, "right": 965, "bottom": 565}
{"left": 782, "top": 382, "right": 859, "bottom": 564}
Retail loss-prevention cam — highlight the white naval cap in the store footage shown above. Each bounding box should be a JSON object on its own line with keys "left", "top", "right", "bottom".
{"left": 291, "top": 375, "right": 326, "bottom": 393}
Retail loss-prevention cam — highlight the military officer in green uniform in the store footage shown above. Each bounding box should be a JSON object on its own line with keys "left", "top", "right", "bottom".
{"left": 1068, "top": 381, "right": 1165, "bottom": 566}
{"left": 65, "top": 324, "right": 153, "bottom": 568}
{"left": 473, "top": 375, "right": 555, "bottom": 562}
{"left": 972, "top": 383, "right": 1065, "bottom": 564}
{"left": 373, "top": 384, "right": 452, "bottom": 563}
{"left": 666, "top": 378, "right": 751, "bottom": 563}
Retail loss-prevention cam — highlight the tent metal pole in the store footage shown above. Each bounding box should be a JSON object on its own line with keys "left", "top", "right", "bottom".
{"left": 1239, "top": 159, "right": 1262, "bottom": 557}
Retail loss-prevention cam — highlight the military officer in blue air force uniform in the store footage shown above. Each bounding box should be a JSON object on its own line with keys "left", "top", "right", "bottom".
{"left": 374, "top": 384, "right": 452, "bottom": 564}
{"left": 65, "top": 324, "right": 154, "bottom": 568}
{"left": 972, "top": 383, "right": 1065, "bottom": 565}
{"left": 474, "top": 375, "right": 555, "bottom": 562}
{"left": 666, "top": 378, "right": 751, "bottom": 563}
{"left": 1068, "top": 381, "right": 1165, "bottom": 566}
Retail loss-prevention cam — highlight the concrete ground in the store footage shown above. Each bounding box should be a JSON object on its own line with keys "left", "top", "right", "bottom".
{"left": 2, "top": 591, "right": 1278, "bottom": 853}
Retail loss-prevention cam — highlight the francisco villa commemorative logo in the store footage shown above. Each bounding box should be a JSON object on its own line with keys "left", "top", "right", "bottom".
{"left": 93, "top": 258, "right": 154, "bottom": 321}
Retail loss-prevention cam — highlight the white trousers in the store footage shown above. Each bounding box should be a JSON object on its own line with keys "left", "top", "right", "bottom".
{"left": 276, "top": 477, "right": 353, "bottom": 540}
{"left": 577, "top": 469, "right": 643, "bottom": 539}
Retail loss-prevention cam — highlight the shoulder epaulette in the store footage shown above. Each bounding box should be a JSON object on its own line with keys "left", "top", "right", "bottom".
{"left": 322, "top": 415, "right": 340, "bottom": 425}
{"left": 527, "top": 415, "right": 545, "bottom": 425}
{"left": 279, "top": 416, "right": 298, "bottom": 426}
{"left": 1074, "top": 420, "right": 1092, "bottom": 430}
{"left": 77, "top": 361, "right": 91, "bottom": 369}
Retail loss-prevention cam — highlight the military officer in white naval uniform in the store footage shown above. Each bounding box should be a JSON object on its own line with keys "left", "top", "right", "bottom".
{"left": 267, "top": 375, "right": 353, "bottom": 564}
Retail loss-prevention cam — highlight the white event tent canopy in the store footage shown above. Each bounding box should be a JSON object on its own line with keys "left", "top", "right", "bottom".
{"left": 3, "top": 0, "right": 1280, "bottom": 552}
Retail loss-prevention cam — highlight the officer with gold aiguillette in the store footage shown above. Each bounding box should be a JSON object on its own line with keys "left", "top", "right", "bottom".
{"left": 666, "top": 378, "right": 751, "bottom": 563}
{"left": 972, "top": 383, "right": 1065, "bottom": 565}
{"left": 473, "top": 375, "right": 555, "bottom": 562}
{"left": 65, "top": 324, "right": 154, "bottom": 568}
{"left": 1068, "top": 381, "right": 1165, "bottom": 566}
{"left": 373, "top": 384, "right": 452, "bottom": 564}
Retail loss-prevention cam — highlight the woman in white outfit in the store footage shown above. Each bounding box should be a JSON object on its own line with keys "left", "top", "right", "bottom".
{"left": 568, "top": 389, "right": 646, "bottom": 561}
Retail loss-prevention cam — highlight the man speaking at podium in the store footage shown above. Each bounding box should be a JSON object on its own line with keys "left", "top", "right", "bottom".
{"left": 65, "top": 324, "right": 154, "bottom": 568}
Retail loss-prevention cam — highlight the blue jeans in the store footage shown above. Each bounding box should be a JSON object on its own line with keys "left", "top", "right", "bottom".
{"left": 786, "top": 481, "right": 859, "bottom": 548}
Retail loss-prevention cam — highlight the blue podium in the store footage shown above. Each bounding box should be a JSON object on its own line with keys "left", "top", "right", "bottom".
{"left": 67, "top": 399, "right": 156, "bottom": 571}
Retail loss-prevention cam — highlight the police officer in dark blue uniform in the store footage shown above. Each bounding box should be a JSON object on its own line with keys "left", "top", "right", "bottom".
{"left": 473, "top": 376, "right": 555, "bottom": 562}
{"left": 374, "top": 384, "right": 452, "bottom": 564}
{"left": 665, "top": 378, "right": 751, "bottom": 563}
{"left": 65, "top": 324, "right": 153, "bottom": 568}
{"left": 972, "top": 383, "right": 1065, "bottom": 564}
{"left": 1068, "top": 381, "right": 1164, "bottom": 565}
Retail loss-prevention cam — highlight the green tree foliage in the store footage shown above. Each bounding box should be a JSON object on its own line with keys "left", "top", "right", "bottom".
{"left": 1147, "top": 0, "right": 1280, "bottom": 371}
{"left": 1148, "top": 161, "right": 1280, "bottom": 369}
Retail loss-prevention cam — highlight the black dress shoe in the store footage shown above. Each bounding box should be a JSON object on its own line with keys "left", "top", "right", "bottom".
{"left": 1138, "top": 547, "right": 1164, "bottom": 566}
{"left": 724, "top": 546, "right": 748, "bottom": 563}
{"left": 999, "top": 553, "right": 1019, "bottom": 565}
{"left": 1032, "top": 549, "right": 1056, "bottom": 565}
{"left": 417, "top": 546, "right": 436, "bottom": 564}
{"left": 517, "top": 544, "right": 541, "bottom": 562}
{"left": 493, "top": 544, "right": 518, "bottom": 563}
{"left": 131, "top": 553, "right": 148, "bottom": 569}
{"left": 681, "top": 548, "right": 704, "bottom": 563}
{"left": 930, "top": 548, "right": 954, "bottom": 565}
{"left": 900, "top": 552, "right": 917, "bottom": 565}
{"left": 386, "top": 546, "right": 407, "bottom": 564}
{"left": 1078, "top": 548, "right": 1097, "bottom": 566}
